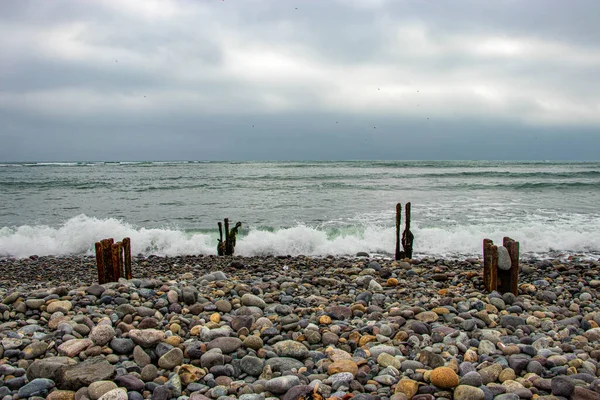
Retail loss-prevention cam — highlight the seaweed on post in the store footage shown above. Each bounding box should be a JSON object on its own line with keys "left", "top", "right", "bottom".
{"left": 217, "top": 222, "right": 225, "bottom": 256}
{"left": 395, "top": 203, "right": 404, "bottom": 260}
{"left": 401, "top": 202, "right": 414, "bottom": 259}
{"left": 217, "top": 218, "right": 242, "bottom": 256}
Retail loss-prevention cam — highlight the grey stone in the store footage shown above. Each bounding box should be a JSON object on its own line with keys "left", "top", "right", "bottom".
{"left": 453, "top": 385, "right": 484, "bottom": 400}
{"left": 158, "top": 347, "right": 184, "bottom": 369}
{"left": 114, "top": 374, "right": 144, "bottom": 391}
{"left": 56, "top": 357, "right": 116, "bottom": 390}
{"left": 133, "top": 345, "right": 151, "bottom": 367}
{"left": 207, "top": 337, "right": 243, "bottom": 354}
{"left": 98, "top": 388, "right": 128, "bottom": 400}
{"left": 265, "top": 357, "right": 304, "bottom": 372}
{"left": 551, "top": 376, "right": 575, "bottom": 397}
{"left": 88, "top": 381, "right": 119, "bottom": 400}
{"left": 265, "top": 375, "right": 300, "bottom": 394}
{"left": 497, "top": 246, "right": 511, "bottom": 270}
{"left": 500, "top": 315, "right": 526, "bottom": 328}
{"left": 109, "top": 338, "right": 134, "bottom": 355}
{"left": 141, "top": 364, "right": 158, "bottom": 382}
{"left": 459, "top": 371, "right": 483, "bottom": 387}
{"left": 17, "top": 378, "right": 55, "bottom": 398}
{"left": 241, "top": 293, "right": 267, "bottom": 309}
{"left": 241, "top": 355, "right": 264, "bottom": 376}
{"left": 165, "top": 373, "right": 182, "bottom": 397}
{"left": 27, "top": 357, "right": 78, "bottom": 380}
{"left": 201, "top": 349, "right": 225, "bottom": 369}
{"left": 273, "top": 340, "right": 309, "bottom": 359}
{"left": 90, "top": 325, "right": 115, "bottom": 346}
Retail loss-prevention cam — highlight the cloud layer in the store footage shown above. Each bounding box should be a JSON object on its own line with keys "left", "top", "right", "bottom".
{"left": 1, "top": 0, "right": 599, "bottom": 161}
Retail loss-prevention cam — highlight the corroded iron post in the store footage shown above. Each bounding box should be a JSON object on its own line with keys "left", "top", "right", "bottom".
{"left": 94, "top": 237, "right": 133, "bottom": 283}
{"left": 111, "top": 242, "right": 121, "bottom": 282}
{"left": 101, "top": 238, "right": 114, "bottom": 282}
{"left": 123, "top": 237, "right": 132, "bottom": 280}
{"left": 483, "top": 237, "right": 519, "bottom": 295}
{"left": 95, "top": 242, "right": 106, "bottom": 284}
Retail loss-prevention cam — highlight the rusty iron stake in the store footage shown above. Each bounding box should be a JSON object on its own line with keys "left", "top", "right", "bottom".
{"left": 95, "top": 242, "right": 105, "bottom": 284}
{"left": 123, "top": 237, "right": 132, "bottom": 280}
{"left": 101, "top": 238, "right": 114, "bottom": 282}
{"left": 483, "top": 239, "right": 493, "bottom": 292}
{"left": 503, "top": 237, "right": 520, "bottom": 296}
{"left": 111, "top": 242, "right": 121, "bottom": 281}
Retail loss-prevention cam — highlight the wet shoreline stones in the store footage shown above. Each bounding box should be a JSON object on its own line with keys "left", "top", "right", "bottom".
{"left": 1, "top": 254, "right": 600, "bottom": 399}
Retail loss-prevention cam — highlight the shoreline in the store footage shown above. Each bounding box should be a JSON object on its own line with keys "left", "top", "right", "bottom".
{"left": 1, "top": 255, "right": 600, "bottom": 399}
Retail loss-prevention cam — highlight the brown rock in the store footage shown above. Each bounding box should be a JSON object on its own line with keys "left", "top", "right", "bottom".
{"left": 430, "top": 367, "right": 459, "bottom": 389}
{"left": 46, "top": 390, "right": 76, "bottom": 400}
{"left": 395, "top": 379, "right": 419, "bottom": 399}
{"left": 58, "top": 339, "right": 92, "bottom": 358}
{"left": 327, "top": 359, "right": 358, "bottom": 376}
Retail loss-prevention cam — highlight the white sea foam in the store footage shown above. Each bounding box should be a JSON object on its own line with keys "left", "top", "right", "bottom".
{"left": 0, "top": 215, "right": 214, "bottom": 258}
{"left": 1, "top": 214, "right": 599, "bottom": 259}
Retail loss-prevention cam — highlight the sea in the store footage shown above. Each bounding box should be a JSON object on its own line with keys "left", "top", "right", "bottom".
{"left": 0, "top": 160, "right": 599, "bottom": 260}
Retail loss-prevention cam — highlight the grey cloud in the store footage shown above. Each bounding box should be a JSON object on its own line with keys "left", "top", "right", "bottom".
{"left": 1, "top": 0, "right": 599, "bottom": 161}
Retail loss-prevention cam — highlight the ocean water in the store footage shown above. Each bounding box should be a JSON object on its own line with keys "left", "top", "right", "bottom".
{"left": 0, "top": 160, "right": 599, "bottom": 259}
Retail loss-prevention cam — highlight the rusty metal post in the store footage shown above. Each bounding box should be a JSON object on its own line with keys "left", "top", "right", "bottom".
{"left": 503, "top": 237, "right": 520, "bottom": 296}
{"left": 122, "top": 237, "right": 132, "bottom": 280}
{"left": 111, "top": 242, "right": 121, "bottom": 281}
{"left": 101, "top": 238, "right": 114, "bottom": 282}
{"left": 483, "top": 239, "right": 493, "bottom": 292}
{"left": 490, "top": 244, "right": 499, "bottom": 291}
{"left": 395, "top": 203, "right": 403, "bottom": 260}
{"left": 95, "top": 241, "right": 105, "bottom": 284}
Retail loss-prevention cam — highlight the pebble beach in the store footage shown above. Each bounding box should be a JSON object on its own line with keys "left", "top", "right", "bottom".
{"left": 2, "top": 254, "right": 600, "bottom": 400}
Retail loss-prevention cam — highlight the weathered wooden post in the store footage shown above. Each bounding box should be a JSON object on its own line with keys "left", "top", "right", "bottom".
{"left": 123, "top": 237, "right": 132, "bottom": 280}
{"left": 395, "top": 203, "right": 403, "bottom": 260}
{"left": 483, "top": 237, "right": 519, "bottom": 295}
{"left": 402, "top": 202, "right": 414, "bottom": 259}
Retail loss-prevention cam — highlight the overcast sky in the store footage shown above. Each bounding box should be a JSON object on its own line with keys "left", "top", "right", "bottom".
{"left": 1, "top": 0, "right": 599, "bottom": 161}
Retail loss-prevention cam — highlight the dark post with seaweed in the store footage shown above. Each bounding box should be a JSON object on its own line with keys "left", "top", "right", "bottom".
{"left": 224, "top": 218, "right": 231, "bottom": 255}
{"left": 217, "top": 222, "right": 225, "bottom": 256}
{"left": 402, "top": 202, "right": 414, "bottom": 259}
{"left": 395, "top": 203, "right": 403, "bottom": 260}
{"left": 217, "top": 218, "right": 243, "bottom": 256}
